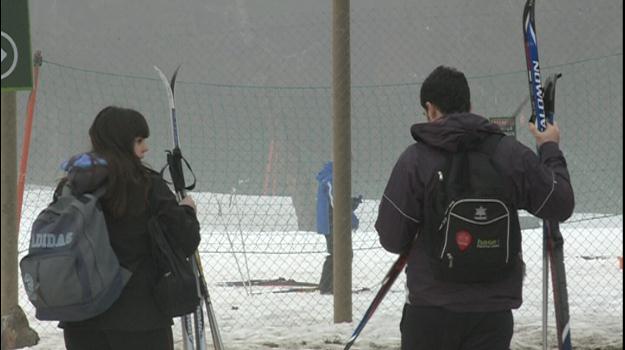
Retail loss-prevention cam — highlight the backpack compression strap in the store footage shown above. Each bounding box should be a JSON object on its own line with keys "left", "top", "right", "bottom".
{"left": 445, "top": 133, "right": 506, "bottom": 198}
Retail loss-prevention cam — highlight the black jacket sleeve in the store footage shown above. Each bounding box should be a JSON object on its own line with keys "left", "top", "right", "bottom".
{"left": 150, "top": 176, "right": 201, "bottom": 257}
{"left": 375, "top": 147, "right": 423, "bottom": 254}
{"left": 505, "top": 140, "right": 575, "bottom": 222}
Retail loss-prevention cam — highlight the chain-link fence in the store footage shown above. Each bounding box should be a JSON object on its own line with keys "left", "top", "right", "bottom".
{"left": 15, "top": 1, "right": 623, "bottom": 349}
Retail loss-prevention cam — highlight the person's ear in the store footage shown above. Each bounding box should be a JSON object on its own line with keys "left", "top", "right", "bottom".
{"left": 424, "top": 102, "right": 433, "bottom": 121}
{"left": 425, "top": 102, "right": 441, "bottom": 122}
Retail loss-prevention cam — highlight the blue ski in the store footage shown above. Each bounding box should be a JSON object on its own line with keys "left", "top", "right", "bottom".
{"left": 522, "top": 2, "right": 572, "bottom": 349}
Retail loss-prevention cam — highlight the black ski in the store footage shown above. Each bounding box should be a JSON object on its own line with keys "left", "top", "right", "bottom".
{"left": 344, "top": 249, "right": 410, "bottom": 350}
{"left": 154, "top": 66, "right": 225, "bottom": 350}
{"left": 522, "top": 2, "right": 572, "bottom": 350}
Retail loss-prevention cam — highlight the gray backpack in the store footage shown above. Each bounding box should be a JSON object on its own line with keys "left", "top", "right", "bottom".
{"left": 20, "top": 184, "right": 132, "bottom": 321}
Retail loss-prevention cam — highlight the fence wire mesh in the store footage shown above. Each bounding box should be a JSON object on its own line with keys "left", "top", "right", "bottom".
{"left": 14, "top": 1, "right": 623, "bottom": 349}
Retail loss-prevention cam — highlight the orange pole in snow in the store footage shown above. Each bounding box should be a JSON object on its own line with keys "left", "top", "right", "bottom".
{"left": 16, "top": 51, "right": 42, "bottom": 226}
{"left": 263, "top": 140, "right": 275, "bottom": 195}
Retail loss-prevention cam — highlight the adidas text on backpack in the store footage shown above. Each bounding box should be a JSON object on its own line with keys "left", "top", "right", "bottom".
{"left": 20, "top": 184, "right": 132, "bottom": 321}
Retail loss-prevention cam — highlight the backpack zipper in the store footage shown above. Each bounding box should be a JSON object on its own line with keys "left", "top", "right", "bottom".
{"left": 438, "top": 200, "right": 455, "bottom": 231}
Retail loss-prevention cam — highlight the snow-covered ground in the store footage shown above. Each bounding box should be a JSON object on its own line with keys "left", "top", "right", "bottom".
{"left": 17, "top": 186, "right": 623, "bottom": 349}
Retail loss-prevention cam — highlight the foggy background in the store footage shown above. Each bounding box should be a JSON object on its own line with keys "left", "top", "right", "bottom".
{"left": 14, "top": 0, "right": 623, "bottom": 347}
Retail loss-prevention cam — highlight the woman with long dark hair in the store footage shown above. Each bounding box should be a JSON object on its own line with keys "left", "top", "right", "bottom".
{"left": 58, "top": 106, "right": 200, "bottom": 350}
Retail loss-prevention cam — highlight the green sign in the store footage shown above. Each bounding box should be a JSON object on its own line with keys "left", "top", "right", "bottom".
{"left": 1, "top": 0, "right": 33, "bottom": 91}
{"left": 490, "top": 116, "right": 517, "bottom": 138}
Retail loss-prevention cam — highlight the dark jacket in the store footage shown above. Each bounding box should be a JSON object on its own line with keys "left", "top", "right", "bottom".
{"left": 375, "top": 113, "right": 574, "bottom": 312}
{"left": 58, "top": 167, "right": 200, "bottom": 331}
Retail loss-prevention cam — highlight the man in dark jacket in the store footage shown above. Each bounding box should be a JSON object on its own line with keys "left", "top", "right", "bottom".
{"left": 375, "top": 66, "right": 574, "bottom": 350}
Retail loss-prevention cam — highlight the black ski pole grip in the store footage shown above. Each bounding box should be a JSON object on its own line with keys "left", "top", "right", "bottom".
{"left": 166, "top": 147, "right": 186, "bottom": 196}
{"left": 544, "top": 73, "right": 563, "bottom": 122}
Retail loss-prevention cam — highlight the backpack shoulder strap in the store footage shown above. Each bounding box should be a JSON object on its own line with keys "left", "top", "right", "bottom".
{"left": 478, "top": 133, "right": 505, "bottom": 158}
{"left": 146, "top": 176, "right": 161, "bottom": 217}
{"left": 91, "top": 186, "right": 107, "bottom": 199}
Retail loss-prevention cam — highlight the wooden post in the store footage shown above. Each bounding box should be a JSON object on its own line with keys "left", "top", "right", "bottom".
{"left": 332, "top": 0, "right": 352, "bottom": 323}
{"left": 1, "top": 91, "right": 19, "bottom": 313}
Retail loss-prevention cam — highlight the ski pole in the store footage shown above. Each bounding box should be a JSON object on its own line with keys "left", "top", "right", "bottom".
{"left": 224, "top": 190, "right": 251, "bottom": 297}
{"left": 193, "top": 251, "right": 225, "bottom": 349}
{"left": 232, "top": 180, "right": 253, "bottom": 295}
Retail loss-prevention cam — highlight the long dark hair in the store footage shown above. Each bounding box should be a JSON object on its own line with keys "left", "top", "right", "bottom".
{"left": 89, "top": 106, "right": 151, "bottom": 217}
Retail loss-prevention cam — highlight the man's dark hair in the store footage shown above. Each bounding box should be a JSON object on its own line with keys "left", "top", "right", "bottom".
{"left": 420, "top": 66, "right": 471, "bottom": 115}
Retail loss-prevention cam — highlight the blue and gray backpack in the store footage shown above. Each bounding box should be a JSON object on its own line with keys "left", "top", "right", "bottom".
{"left": 19, "top": 153, "right": 132, "bottom": 321}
